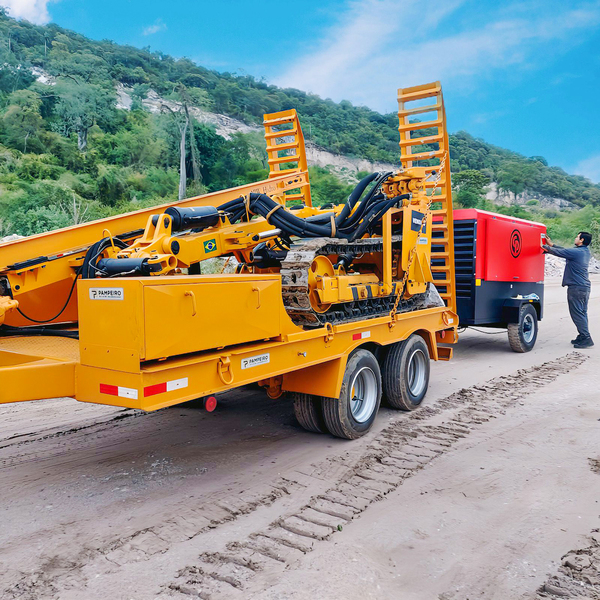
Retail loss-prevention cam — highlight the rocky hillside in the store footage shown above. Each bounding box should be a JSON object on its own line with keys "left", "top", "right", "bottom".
{"left": 114, "top": 83, "right": 575, "bottom": 208}
{"left": 1, "top": 9, "right": 600, "bottom": 245}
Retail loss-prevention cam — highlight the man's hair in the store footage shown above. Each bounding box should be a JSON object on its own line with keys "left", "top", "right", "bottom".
{"left": 578, "top": 231, "right": 592, "bottom": 246}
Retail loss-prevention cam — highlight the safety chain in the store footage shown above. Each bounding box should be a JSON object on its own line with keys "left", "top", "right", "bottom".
{"left": 389, "top": 151, "right": 448, "bottom": 321}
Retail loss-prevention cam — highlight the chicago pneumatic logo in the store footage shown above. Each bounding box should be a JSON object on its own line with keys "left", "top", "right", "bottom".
{"left": 510, "top": 229, "right": 522, "bottom": 258}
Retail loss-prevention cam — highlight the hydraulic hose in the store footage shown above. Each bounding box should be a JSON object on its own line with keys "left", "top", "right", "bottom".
{"left": 349, "top": 195, "right": 408, "bottom": 241}
{"left": 81, "top": 237, "right": 128, "bottom": 279}
{"left": 334, "top": 172, "right": 381, "bottom": 227}
{"left": 217, "top": 171, "right": 398, "bottom": 242}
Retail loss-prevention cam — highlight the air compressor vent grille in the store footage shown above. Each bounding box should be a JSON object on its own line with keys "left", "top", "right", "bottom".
{"left": 453, "top": 220, "right": 476, "bottom": 298}
{"left": 432, "top": 219, "right": 475, "bottom": 299}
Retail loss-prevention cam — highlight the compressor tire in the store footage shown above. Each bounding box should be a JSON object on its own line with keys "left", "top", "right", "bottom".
{"left": 507, "top": 303, "right": 538, "bottom": 353}
{"left": 382, "top": 335, "right": 430, "bottom": 410}
{"left": 322, "top": 350, "right": 382, "bottom": 440}
{"left": 293, "top": 393, "right": 327, "bottom": 433}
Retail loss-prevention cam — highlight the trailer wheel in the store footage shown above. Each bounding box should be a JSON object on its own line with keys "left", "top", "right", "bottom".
{"left": 508, "top": 304, "right": 538, "bottom": 353}
{"left": 292, "top": 393, "right": 327, "bottom": 433}
{"left": 382, "top": 334, "right": 430, "bottom": 410}
{"left": 322, "top": 350, "right": 381, "bottom": 440}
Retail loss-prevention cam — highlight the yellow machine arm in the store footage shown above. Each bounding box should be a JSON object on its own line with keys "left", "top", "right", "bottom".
{"left": 0, "top": 171, "right": 308, "bottom": 327}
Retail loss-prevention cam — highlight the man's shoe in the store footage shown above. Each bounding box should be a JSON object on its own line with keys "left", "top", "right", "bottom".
{"left": 571, "top": 335, "right": 584, "bottom": 344}
{"left": 574, "top": 338, "right": 594, "bottom": 349}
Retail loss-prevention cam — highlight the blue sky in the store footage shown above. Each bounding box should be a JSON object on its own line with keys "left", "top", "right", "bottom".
{"left": 4, "top": 0, "right": 600, "bottom": 182}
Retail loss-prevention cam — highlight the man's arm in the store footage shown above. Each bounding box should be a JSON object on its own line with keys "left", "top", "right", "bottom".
{"left": 542, "top": 244, "right": 579, "bottom": 259}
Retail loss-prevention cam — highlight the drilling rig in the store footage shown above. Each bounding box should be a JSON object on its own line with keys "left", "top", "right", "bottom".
{"left": 0, "top": 82, "right": 458, "bottom": 439}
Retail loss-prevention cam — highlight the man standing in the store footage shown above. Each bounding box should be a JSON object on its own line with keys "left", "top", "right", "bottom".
{"left": 542, "top": 232, "right": 593, "bottom": 348}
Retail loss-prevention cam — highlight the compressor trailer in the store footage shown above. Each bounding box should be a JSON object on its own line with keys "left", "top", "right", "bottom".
{"left": 441, "top": 209, "right": 546, "bottom": 353}
{"left": 1, "top": 83, "right": 461, "bottom": 439}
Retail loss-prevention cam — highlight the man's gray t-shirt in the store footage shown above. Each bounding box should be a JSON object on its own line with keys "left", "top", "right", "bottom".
{"left": 543, "top": 244, "right": 591, "bottom": 288}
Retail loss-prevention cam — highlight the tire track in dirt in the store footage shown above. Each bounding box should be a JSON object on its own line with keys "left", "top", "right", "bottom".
{"left": 0, "top": 409, "right": 139, "bottom": 449}
{"left": 1, "top": 353, "right": 588, "bottom": 600}
{"left": 166, "top": 352, "right": 588, "bottom": 600}
{"left": 1, "top": 476, "right": 305, "bottom": 600}
{"left": 534, "top": 457, "right": 600, "bottom": 600}
{"left": 1, "top": 408, "right": 354, "bottom": 598}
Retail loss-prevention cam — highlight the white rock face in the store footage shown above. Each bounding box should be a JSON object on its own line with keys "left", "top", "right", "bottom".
{"left": 115, "top": 83, "right": 132, "bottom": 110}
{"left": 486, "top": 182, "right": 576, "bottom": 211}
{"left": 31, "top": 66, "right": 55, "bottom": 86}
{"left": 139, "top": 88, "right": 257, "bottom": 138}
{"left": 0, "top": 234, "right": 24, "bottom": 243}
{"left": 116, "top": 85, "right": 395, "bottom": 180}
{"left": 305, "top": 142, "right": 396, "bottom": 182}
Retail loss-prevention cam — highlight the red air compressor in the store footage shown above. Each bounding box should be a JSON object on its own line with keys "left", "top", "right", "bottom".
{"left": 433, "top": 209, "right": 546, "bottom": 352}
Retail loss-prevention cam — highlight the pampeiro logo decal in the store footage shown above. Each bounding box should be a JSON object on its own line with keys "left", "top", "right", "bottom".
{"left": 241, "top": 353, "right": 270, "bottom": 369}
{"left": 89, "top": 287, "right": 124, "bottom": 300}
{"left": 510, "top": 229, "right": 522, "bottom": 258}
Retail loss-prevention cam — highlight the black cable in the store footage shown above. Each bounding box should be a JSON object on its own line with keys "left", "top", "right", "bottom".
{"left": 14, "top": 236, "right": 128, "bottom": 324}
{"left": 217, "top": 172, "right": 396, "bottom": 242}
{"left": 334, "top": 172, "right": 382, "bottom": 227}
{"left": 464, "top": 326, "right": 507, "bottom": 335}
{"left": 338, "top": 172, "right": 393, "bottom": 230}
{"left": 81, "top": 237, "right": 128, "bottom": 279}
{"left": 15, "top": 266, "right": 82, "bottom": 324}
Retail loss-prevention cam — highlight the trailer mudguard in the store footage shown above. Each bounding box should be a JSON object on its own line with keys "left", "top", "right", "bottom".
{"left": 501, "top": 298, "right": 542, "bottom": 324}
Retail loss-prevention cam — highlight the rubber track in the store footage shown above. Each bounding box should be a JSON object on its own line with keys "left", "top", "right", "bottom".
{"left": 280, "top": 236, "right": 423, "bottom": 328}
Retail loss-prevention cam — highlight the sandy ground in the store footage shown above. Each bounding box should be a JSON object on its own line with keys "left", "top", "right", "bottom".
{"left": 0, "top": 277, "right": 599, "bottom": 600}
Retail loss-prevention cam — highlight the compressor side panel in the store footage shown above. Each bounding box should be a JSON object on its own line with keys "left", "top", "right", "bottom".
{"left": 482, "top": 213, "right": 545, "bottom": 283}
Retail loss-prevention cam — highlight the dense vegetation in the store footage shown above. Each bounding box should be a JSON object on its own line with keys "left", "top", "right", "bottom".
{"left": 1, "top": 9, "right": 599, "bottom": 247}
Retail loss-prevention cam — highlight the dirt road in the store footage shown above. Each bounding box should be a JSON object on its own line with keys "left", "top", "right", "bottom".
{"left": 1, "top": 278, "right": 599, "bottom": 600}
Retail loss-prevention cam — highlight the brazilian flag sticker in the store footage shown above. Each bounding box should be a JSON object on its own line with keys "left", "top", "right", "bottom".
{"left": 203, "top": 239, "right": 217, "bottom": 253}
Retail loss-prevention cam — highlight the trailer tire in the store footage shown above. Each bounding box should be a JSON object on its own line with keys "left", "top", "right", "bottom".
{"left": 293, "top": 393, "right": 327, "bottom": 433}
{"left": 507, "top": 303, "right": 537, "bottom": 353}
{"left": 322, "top": 350, "right": 381, "bottom": 440}
{"left": 382, "top": 335, "right": 430, "bottom": 411}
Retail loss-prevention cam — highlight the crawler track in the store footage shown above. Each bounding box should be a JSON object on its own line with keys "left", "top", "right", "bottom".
{"left": 280, "top": 236, "right": 424, "bottom": 327}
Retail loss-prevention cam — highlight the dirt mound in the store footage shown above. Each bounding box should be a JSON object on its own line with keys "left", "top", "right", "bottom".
{"left": 545, "top": 252, "right": 600, "bottom": 278}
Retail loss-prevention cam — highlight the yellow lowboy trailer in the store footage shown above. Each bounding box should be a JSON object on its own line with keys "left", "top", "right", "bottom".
{"left": 0, "top": 82, "right": 458, "bottom": 439}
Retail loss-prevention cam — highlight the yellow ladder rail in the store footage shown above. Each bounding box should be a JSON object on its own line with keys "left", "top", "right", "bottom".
{"left": 398, "top": 81, "right": 456, "bottom": 314}
{"left": 262, "top": 109, "right": 312, "bottom": 207}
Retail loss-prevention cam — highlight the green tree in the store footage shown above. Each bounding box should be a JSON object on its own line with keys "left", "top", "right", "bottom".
{"left": 452, "top": 169, "right": 489, "bottom": 208}
{"left": 308, "top": 166, "right": 354, "bottom": 206}
{"left": 52, "top": 82, "right": 116, "bottom": 151}
{"left": 1, "top": 89, "right": 45, "bottom": 153}
{"left": 47, "top": 33, "right": 110, "bottom": 84}
{"left": 497, "top": 161, "right": 539, "bottom": 196}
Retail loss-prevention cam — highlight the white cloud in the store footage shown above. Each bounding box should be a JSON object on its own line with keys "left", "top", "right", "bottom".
{"left": 142, "top": 19, "right": 167, "bottom": 36}
{"left": 575, "top": 154, "right": 600, "bottom": 183}
{"left": 2, "top": 0, "right": 54, "bottom": 24}
{"left": 275, "top": 0, "right": 600, "bottom": 112}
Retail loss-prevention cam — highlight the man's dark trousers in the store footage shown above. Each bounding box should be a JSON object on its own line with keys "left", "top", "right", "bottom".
{"left": 567, "top": 285, "right": 591, "bottom": 339}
